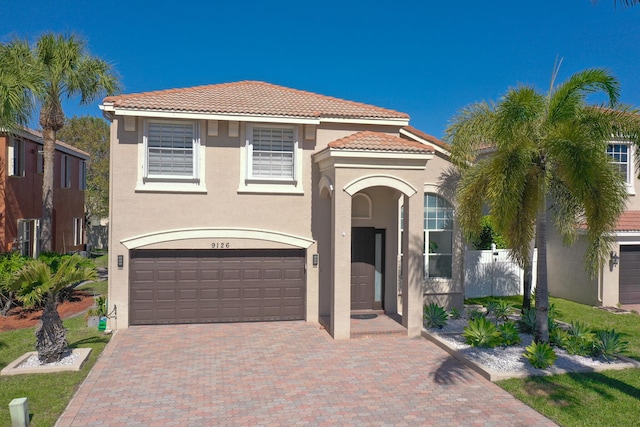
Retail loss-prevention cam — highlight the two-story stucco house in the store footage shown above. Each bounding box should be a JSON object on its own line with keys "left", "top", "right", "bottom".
{"left": 0, "top": 128, "right": 89, "bottom": 258}
{"left": 101, "top": 81, "right": 463, "bottom": 339}
{"left": 548, "top": 139, "right": 640, "bottom": 307}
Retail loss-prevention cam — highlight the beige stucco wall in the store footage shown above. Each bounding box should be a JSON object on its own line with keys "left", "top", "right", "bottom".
{"left": 547, "top": 222, "right": 600, "bottom": 306}
{"left": 108, "top": 116, "right": 410, "bottom": 329}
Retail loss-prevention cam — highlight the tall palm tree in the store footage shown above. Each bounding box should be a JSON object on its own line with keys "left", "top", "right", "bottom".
{"left": 11, "top": 254, "right": 97, "bottom": 362}
{"left": 1, "top": 33, "right": 119, "bottom": 252}
{"left": 0, "top": 40, "right": 41, "bottom": 133}
{"left": 447, "top": 67, "right": 640, "bottom": 343}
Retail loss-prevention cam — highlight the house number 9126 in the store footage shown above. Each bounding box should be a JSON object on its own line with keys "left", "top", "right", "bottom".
{"left": 211, "top": 242, "right": 230, "bottom": 249}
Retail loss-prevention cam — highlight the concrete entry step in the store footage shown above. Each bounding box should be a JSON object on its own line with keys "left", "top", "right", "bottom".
{"left": 350, "top": 312, "right": 406, "bottom": 339}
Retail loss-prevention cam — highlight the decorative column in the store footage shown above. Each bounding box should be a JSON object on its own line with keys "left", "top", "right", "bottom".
{"left": 331, "top": 185, "right": 352, "bottom": 339}
{"left": 402, "top": 192, "right": 424, "bottom": 337}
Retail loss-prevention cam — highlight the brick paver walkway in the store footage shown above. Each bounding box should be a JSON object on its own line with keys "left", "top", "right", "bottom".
{"left": 56, "top": 322, "right": 556, "bottom": 426}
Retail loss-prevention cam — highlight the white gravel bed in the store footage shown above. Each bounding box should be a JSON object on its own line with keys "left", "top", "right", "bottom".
{"left": 428, "top": 328, "right": 623, "bottom": 373}
{"left": 18, "top": 350, "right": 79, "bottom": 369}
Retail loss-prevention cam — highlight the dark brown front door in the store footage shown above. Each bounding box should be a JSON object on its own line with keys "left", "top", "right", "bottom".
{"left": 351, "top": 227, "right": 375, "bottom": 310}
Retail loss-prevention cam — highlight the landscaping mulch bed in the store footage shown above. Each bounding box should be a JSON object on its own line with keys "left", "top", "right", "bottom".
{"left": 0, "top": 291, "right": 95, "bottom": 332}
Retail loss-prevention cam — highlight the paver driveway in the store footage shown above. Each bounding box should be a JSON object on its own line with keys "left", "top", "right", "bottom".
{"left": 57, "top": 322, "right": 556, "bottom": 426}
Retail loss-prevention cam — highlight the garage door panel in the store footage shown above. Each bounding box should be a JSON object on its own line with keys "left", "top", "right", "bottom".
{"left": 130, "top": 249, "right": 305, "bottom": 325}
{"left": 620, "top": 246, "right": 640, "bottom": 304}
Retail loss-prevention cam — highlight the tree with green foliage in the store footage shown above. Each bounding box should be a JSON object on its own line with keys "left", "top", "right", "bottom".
{"left": 470, "top": 215, "right": 507, "bottom": 250}
{"left": 0, "top": 41, "right": 41, "bottom": 132}
{"left": 448, "top": 67, "right": 640, "bottom": 344}
{"left": 0, "top": 33, "right": 119, "bottom": 252}
{"left": 57, "top": 116, "right": 110, "bottom": 219}
{"left": 10, "top": 254, "right": 97, "bottom": 362}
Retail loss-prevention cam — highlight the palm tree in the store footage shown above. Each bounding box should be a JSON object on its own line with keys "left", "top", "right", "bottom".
{"left": 1, "top": 33, "right": 119, "bottom": 252}
{"left": 11, "top": 254, "right": 98, "bottom": 362}
{"left": 0, "top": 40, "right": 41, "bottom": 133}
{"left": 447, "top": 67, "right": 640, "bottom": 343}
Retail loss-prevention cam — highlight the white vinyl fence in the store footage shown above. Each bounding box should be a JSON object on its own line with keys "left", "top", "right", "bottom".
{"left": 464, "top": 247, "right": 537, "bottom": 298}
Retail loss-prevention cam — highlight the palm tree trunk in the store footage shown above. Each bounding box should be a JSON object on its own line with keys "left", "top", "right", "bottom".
{"left": 41, "top": 128, "right": 56, "bottom": 253}
{"left": 534, "top": 200, "right": 549, "bottom": 343}
{"left": 35, "top": 295, "right": 68, "bottom": 362}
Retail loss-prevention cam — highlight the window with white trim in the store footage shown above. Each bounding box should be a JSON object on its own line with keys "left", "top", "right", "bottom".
{"left": 61, "top": 155, "right": 71, "bottom": 188}
{"left": 247, "top": 125, "right": 296, "bottom": 180}
{"left": 79, "top": 160, "right": 87, "bottom": 190}
{"left": 607, "top": 143, "right": 632, "bottom": 186}
{"left": 73, "top": 217, "right": 83, "bottom": 246}
{"left": 8, "top": 138, "right": 25, "bottom": 177}
{"left": 424, "top": 194, "right": 453, "bottom": 279}
{"left": 145, "top": 121, "right": 199, "bottom": 180}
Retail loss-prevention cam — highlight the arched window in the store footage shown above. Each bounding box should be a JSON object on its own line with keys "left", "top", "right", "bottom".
{"left": 424, "top": 194, "right": 453, "bottom": 278}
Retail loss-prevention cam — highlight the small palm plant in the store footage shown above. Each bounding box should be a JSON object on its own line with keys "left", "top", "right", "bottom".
{"left": 524, "top": 341, "right": 557, "bottom": 369}
{"left": 423, "top": 303, "right": 448, "bottom": 329}
{"left": 497, "top": 321, "right": 522, "bottom": 346}
{"left": 592, "top": 329, "right": 628, "bottom": 361}
{"left": 564, "top": 321, "right": 595, "bottom": 356}
{"left": 463, "top": 316, "right": 501, "bottom": 348}
{"left": 11, "top": 254, "right": 97, "bottom": 362}
{"left": 487, "top": 300, "right": 514, "bottom": 323}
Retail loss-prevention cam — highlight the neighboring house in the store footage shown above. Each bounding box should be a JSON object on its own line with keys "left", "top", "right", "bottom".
{"left": 548, "top": 139, "right": 640, "bottom": 307}
{"left": 0, "top": 128, "right": 89, "bottom": 258}
{"left": 101, "top": 81, "right": 463, "bottom": 339}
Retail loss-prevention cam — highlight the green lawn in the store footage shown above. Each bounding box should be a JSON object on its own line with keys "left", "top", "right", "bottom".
{"left": 0, "top": 314, "right": 110, "bottom": 427}
{"left": 466, "top": 295, "right": 640, "bottom": 427}
{"left": 78, "top": 280, "right": 108, "bottom": 297}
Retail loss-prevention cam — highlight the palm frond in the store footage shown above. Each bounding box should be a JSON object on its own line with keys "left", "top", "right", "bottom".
{"left": 447, "top": 100, "right": 496, "bottom": 168}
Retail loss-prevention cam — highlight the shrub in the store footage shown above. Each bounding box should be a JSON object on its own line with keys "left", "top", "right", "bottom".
{"left": 448, "top": 306, "right": 461, "bottom": 320}
{"left": 470, "top": 215, "right": 507, "bottom": 250}
{"left": 463, "top": 316, "right": 501, "bottom": 348}
{"left": 564, "top": 321, "right": 595, "bottom": 356}
{"left": 497, "top": 321, "right": 522, "bottom": 346}
{"left": 0, "top": 252, "right": 29, "bottom": 315}
{"left": 487, "top": 300, "right": 514, "bottom": 323}
{"left": 518, "top": 308, "right": 537, "bottom": 334}
{"left": 550, "top": 328, "right": 568, "bottom": 348}
{"left": 524, "top": 341, "right": 557, "bottom": 369}
{"left": 468, "top": 308, "right": 486, "bottom": 321}
{"left": 423, "top": 303, "right": 448, "bottom": 329}
{"left": 592, "top": 329, "right": 628, "bottom": 361}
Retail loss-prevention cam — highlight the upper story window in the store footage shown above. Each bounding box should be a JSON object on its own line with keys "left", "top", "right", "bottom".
{"left": 607, "top": 142, "right": 635, "bottom": 194}
{"left": 607, "top": 143, "right": 630, "bottom": 182}
{"left": 145, "top": 121, "right": 199, "bottom": 180}
{"left": 79, "top": 160, "right": 87, "bottom": 190}
{"left": 8, "top": 138, "right": 25, "bottom": 177}
{"left": 424, "top": 194, "right": 454, "bottom": 279}
{"left": 247, "top": 125, "right": 296, "bottom": 181}
{"left": 61, "top": 155, "right": 71, "bottom": 188}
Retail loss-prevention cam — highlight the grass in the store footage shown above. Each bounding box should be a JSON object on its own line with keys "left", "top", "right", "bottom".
{"left": 0, "top": 309, "right": 110, "bottom": 426}
{"left": 78, "top": 280, "right": 108, "bottom": 297}
{"left": 499, "top": 369, "right": 640, "bottom": 427}
{"left": 466, "top": 295, "right": 640, "bottom": 427}
{"left": 92, "top": 254, "right": 108, "bottom": 270}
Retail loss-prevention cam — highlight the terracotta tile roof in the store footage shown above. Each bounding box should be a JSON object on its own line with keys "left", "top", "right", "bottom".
{"left": 327, "top": 131, "right": 434, "bottom": 153}
{"left": 401, "top": 125, "right": 450, "bottom": 151}
{"left": 615, "top": 210, "right": 640, "bottom": 232}
{"left": 103, "top": 81, "right": 409, "bottom": 121}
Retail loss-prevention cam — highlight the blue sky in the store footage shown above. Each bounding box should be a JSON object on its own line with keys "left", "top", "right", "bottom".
{"left": 2, "top": 0, "right": 639, "bottom": 139}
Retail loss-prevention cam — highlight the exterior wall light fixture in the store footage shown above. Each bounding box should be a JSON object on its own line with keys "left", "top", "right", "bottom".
{"left": 610, "top": 251, "right": 620, "bottom": 268}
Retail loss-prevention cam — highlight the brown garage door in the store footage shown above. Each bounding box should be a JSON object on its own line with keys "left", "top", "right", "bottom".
{"left": 620, "top": 245, "right": 640, "bottom": 304}
{"left": 129, "top": 249, "right": 305, "bottom": 325}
